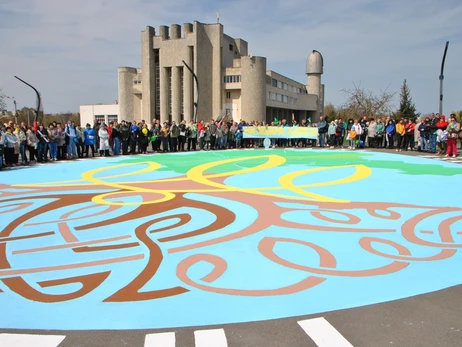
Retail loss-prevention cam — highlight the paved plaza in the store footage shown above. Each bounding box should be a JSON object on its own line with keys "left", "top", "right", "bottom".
{"left": 1, "top": 149, "right": 461, "bottom": 346}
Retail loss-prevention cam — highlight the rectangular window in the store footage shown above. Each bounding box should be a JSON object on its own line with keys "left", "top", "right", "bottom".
{"left": 226, "top": 91, "right": 231, "bottom": 99}
{"left": 180, "top": 67, "right": 184, "bottom": 116}
{"left": 277, "top": 81, "right": 282, "bottom": 89}
{"left": 229, "top": 44, "right": 234, "bottom": 51}
{"left": 168, "top": 67, "right": 172, "bottom": 117}
{"left": 272, "top": 79, "right": 277, "bottom": 87}
{"left": 271, "top": 92, "right": 276, "bottom": 101}
{"left": 277, "top": 94, "right": 282, "bottom": 102}
{"left": 283, "top": 95, "right": 288, "bottom": 103}
{"left": 107, "top": 115, "right": 118, "bottom": 123}
{"left": 94, "top": 115, "right": 105, "bottom": 124}
{"left": 224, "top": 75, "right": 241, "bottom": 83}
{"left": 155, "top": 50, "right": 160, "bottom": 117}
{"left": 134, "top": 80, "right": 138, "bottom": 84}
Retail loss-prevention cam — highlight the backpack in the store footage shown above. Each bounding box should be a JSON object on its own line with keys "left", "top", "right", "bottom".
{"left": 349, "top": 129, "right": 357, "bottom": 140}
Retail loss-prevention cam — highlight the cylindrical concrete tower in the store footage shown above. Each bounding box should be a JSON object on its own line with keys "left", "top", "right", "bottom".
{"left": 306, "top": 50, "right": 324, "bottom": 121}
{"left": 118, "top": 67, "right": 138, "bottom": 123}
{"left": 241, "top": 56, "right": 267, "bottom": 123}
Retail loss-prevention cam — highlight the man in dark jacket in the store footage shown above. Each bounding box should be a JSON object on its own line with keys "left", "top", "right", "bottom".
{"left": 209, "top": 119, "right": 218, "bottom": 149}
{"left": 428, "top": 113, "right": 438, "bottom": 153}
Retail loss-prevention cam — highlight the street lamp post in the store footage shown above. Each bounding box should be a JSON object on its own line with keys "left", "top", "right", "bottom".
{"left": 439, "top": 41, "right": 449, "bottom": 116}
{"left": 182, "top": 60, "right": 199, "bottom": 123}
{"left": 14, "top": 76, "right": 41, "bottom": 131}
{"left": 5, "top": 95, "right": 17, "bottom": 123}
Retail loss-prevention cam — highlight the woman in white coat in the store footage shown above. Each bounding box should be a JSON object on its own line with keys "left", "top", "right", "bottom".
{"left": 98, "top": 124, "right": 110, "bottom": 157}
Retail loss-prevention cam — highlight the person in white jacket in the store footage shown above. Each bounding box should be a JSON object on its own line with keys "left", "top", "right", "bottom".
{"left": 98, "top": 124, "right": 110, "bottom": 157}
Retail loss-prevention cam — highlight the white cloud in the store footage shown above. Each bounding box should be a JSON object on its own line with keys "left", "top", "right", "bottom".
{"left": 0, "top": 0, "right": 461, "bottom": 114}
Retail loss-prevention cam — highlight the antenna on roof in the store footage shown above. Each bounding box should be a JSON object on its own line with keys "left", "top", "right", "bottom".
{"left": 217, "top": 11, "right": 220, "bottom": 23}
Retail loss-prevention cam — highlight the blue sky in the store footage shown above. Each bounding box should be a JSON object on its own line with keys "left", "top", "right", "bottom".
{"left": 0, "top": 0, "right": 461, "bottom": 114}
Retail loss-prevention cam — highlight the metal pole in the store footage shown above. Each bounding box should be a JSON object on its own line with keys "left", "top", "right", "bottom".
{"left": 439, "top": 41, "right": 449, "bottom": 116}
{"left": 14, "top": 76, "right": 41, "bottom": 131}
{"left": 182, "top": 60, "right": 199, "bottom": 123}
{"left": 13, "top": 100, "right": 17, "bottom": 124}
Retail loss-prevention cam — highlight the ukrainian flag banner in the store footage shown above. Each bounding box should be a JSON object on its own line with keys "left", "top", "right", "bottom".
{"left": 242, "top": 126, "right": 319, "bottom": 139}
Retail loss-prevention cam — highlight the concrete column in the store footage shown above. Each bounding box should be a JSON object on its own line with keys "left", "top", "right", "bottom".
{"left": 159, "top": 26, "right": 169, "bottom": 40}
{"left": 171, "top": 24, "right": 181, "bottom": 39}
{"left": 241, "top": 56, "right": 266, "bottom": 123}
{"left": 160, "top": 67, "right": 169, "bottom": 123}
{"left": 172, "top": 66, "right": 181, "bottom": 123}
{"left": 183, "top": 46, "right": 193, "bottom": 121}
{"left": 118, "top": 67, "right": 137, "bottom": 123}
{"left": 212, "top": 25, "right": 223, "bottom": 120}
{"left": 141, "top": 26, "right": 155, "bottom": 123}
{"left": 184, "top": 23, "right": 193, "bottom": 34}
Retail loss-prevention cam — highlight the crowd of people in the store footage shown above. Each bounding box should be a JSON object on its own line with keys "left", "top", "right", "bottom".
{"left": 0, "top": 113, "right": 460, "bottom": 169}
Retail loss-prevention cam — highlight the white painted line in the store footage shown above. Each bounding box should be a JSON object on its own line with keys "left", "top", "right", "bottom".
{"left": 194, "top": 328, "right": 228, "bottom": 347}
{"left": 298, "top": 317, "right": 353, "bottom": 347}
{"left": 0, "top": 333, "right": 66, "bottom": 347}
{"left": 144, "top": 332, "right": 176, "bottom": 346}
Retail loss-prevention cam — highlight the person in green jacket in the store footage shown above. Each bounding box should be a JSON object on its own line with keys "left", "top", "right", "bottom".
{"left": 375, "top": 118, "right": 385, "bottom": 148}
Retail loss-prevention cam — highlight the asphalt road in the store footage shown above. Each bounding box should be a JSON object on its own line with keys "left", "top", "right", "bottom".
{"left": 1, "top": 284, "right": 461, "bottom": 346}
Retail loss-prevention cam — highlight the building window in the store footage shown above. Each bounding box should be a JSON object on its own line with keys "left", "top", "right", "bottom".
{"left": 276, "top": 94, "right": 282, "bottom": 102}
{"left": 272, "top": 79, "right": 277, "bottom": 87}
{"left": 134, "top": 80, "right": 141, "bottom": 84}
{"left": 277, "top": 81, "right": 283, "bottom": 89}
{"left": 107, "top": 115, "right": 118, "bottom": 123}
{"left": 224, "top": 75, "right": 241, "bottom": 83}
{"left": 155, "top": 50, "right": 160, "bottom": 117}
{"left": 180, "top": 67, "right": 184, "bottom": 116}
{"left": 94, "top": 115, "right": 105, "bottom": 124}
{"left": 226, "top": 91, "right": 231, "bottom": 99}
{"left": 268, "top": 91, "right": 271, "bottom": 100}
{"left": 168, "top": 68, "right": 172, "bottom": 117}
{"left": 229, "top": 44, "right": 233, "bottom": 51}
{"left": 271, "top": 92, "right": 276, "bottom": 101}
{"left": 283, "top": 95, "right": 288, "bottom": 103}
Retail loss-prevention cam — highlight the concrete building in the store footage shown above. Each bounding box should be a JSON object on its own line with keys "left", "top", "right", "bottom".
{"left": 118, "top": 21, "right": 324, "bottom": 124}
{"left": 80, "top": 104, "right": 119, "bottom": 126}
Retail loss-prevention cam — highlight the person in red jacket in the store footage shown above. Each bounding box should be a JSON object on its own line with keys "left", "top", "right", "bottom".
{"left": 404, "top": 118, "right": 416, "bottom": 151}
{"left": 436, "top": 115, "right": 448, "bottom": 130}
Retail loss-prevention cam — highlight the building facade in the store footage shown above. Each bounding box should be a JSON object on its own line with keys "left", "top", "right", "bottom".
{"left": 80, "top": 104, "right": 119, "bottom": 126}
{"left": 118, "top": 21, "right": 324, "bottom": 124}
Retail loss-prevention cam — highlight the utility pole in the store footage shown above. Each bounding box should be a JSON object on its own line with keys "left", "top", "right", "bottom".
{"left": 5, "top": 95, "right": 17, "bottom": 123}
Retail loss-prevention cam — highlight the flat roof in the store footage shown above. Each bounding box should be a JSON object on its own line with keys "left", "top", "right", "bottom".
{"left": 266, "top": 70, "right": 306, "bottom": 88}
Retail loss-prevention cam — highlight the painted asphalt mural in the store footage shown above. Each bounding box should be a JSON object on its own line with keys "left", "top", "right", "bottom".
{"left": 0, "top": 149, "right": 461, "bottom": 331}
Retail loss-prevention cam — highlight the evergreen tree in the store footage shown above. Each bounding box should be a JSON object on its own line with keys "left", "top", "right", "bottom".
{"left": 397, "top": 79, "right": 419, "bottom": 119}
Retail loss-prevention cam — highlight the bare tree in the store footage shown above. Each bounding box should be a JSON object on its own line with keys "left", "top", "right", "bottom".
{"left": 341, "top": 82, "right": 396, "bottom": 119}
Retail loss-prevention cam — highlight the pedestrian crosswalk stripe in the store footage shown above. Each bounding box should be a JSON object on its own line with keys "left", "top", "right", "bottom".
{"left": 194, "top": 328, "right": 228, "bottom": 347}
{"left": 298, "top": 317, "right": 354, "bottom": 347}
{"left": 144, "top": 332, "right": 176, "bottom": 346}
{"left": 0, "top": 333, "right": 66, "bottom": 347}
